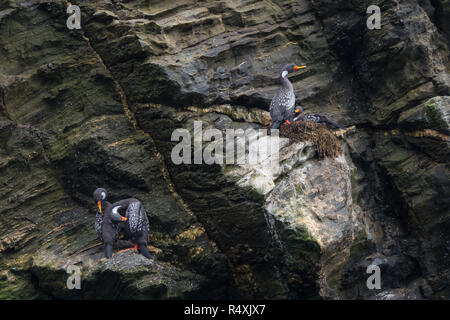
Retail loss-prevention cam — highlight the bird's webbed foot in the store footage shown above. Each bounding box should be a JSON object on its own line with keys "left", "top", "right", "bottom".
{"left": 118, "top": 244, "right": 138, "bottom": 253}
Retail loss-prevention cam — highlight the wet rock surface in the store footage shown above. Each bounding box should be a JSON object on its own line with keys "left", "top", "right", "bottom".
{"left": 0, "top": 0, "right": 449, "bottom": 299}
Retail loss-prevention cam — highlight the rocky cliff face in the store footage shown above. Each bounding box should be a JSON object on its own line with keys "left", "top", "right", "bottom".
{"left": 0, "top": 0, "right": 449, "bottom": 299}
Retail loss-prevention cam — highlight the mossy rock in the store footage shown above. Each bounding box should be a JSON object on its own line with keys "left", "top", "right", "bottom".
{"left": 398, "top": 96, "right": 450, "bottom": 134}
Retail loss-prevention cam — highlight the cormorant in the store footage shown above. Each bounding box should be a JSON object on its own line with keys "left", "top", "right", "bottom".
{"left": 293, "top": 106, "right": 344, "bottom": 129}
{"left": 93, "top": 188, "right": 127, "bottom": 258}
{"left": 269, "top": 63, "right": 306, "bottom": 131}
{"left": 111, "top": 198, "right": 152, "bottom": 259}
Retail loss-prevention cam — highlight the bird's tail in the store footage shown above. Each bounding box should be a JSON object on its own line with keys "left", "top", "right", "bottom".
{"left": 138, "top": 244, "right": 153, "bottom": 259}
{"left": 268, "top": 121, "right": 283, "bottom": 135}
{"left": 324, "top": 116, "right": 344, "bottom": 129}
{"left": 271, "top": 121, "right": 283, "bottom": 130}
{"left": 105, "top": 243, "right": 113, "bottom": 259}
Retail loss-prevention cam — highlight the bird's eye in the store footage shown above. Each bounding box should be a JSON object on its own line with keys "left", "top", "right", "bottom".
{"left": 101, "top": 192, "right": 106, "bottom": 200}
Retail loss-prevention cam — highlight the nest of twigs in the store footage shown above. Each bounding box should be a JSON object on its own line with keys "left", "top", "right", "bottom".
{"left": 277, "top": 121, "right": 343, "bottom": 159}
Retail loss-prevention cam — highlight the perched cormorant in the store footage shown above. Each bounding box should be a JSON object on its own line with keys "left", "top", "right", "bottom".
{"left": 93, "top": 188, "right": 127, "bottom": 258}
{"left": 269, "top": 63, "right": 306, "bottom": 131}
{"left": 111, "top": 198, "right": 152, "bottom": 259}
{"left": 293, "top": 106, "right": 344, "bottom": 129}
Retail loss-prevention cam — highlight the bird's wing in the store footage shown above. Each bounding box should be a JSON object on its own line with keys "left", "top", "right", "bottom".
{"left": 126, "top": 201, "right": 149, "bottom": 234}
{"left": 270, "top": 91, "right": 285, "bottom": 122}
{"left": 141, "top": 207, "right": 150, "bottom": 233}
{"left": 126, "top": 201, "right": 141, "bottom": 234}
{"left": 303, "top": 114, "right": 321, "bottom": 123}
{"left": 94, "top": 211, "right": 103, "bottom": 242}
{"left": 285, "top": 91, "right": 295, "bottom": 111}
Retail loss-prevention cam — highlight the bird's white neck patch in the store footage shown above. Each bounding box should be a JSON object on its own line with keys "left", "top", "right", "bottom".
{"left": 112, "top": 206, "right": 121, "bottom": 214}
{"left": 281, "top": 71, "right": 288, "bottom": 78}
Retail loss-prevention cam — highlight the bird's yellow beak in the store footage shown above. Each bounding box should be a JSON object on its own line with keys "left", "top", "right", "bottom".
{"left": 294, "top": 65, "right": 306, "bottom": 71}
{"left": 97, "top": 201, "right": 102, "bottom": 213}
{"left": 295, "top": 109, "right": 301, "bottom": 113}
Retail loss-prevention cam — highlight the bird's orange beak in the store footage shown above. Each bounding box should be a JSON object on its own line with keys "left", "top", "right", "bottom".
{"left": 295, "top": 109, "right": 301, "bottom": 113}
{"left": 97, "top": 201, "right": 102, "bottom": 213}
{"left": 294, "top": 65, "right": 306, "bottom": 71}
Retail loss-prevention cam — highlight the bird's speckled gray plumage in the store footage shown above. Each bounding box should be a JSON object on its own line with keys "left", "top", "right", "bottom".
{"left": 94, "top": 210, "right": 103, "bottom": 240}
{"left": 125, "top": 201, "right": 149, "bottom": 237}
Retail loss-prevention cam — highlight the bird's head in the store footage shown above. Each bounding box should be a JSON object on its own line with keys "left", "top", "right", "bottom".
{"left": 93, "top": 188, "right": 107, "bottom": 213}
{"left": 294, "top": 106, "right": 303, "bottom": 115}
{"left": 281, "top": 63, "right": 306, "bottom": 78}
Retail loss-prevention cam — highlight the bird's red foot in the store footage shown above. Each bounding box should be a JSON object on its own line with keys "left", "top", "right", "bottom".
{"left": 285, "top": 120, "right": 291, "bottom": 125}
{"left": 118, "top": 244, "right": 138, "bottom": 253}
